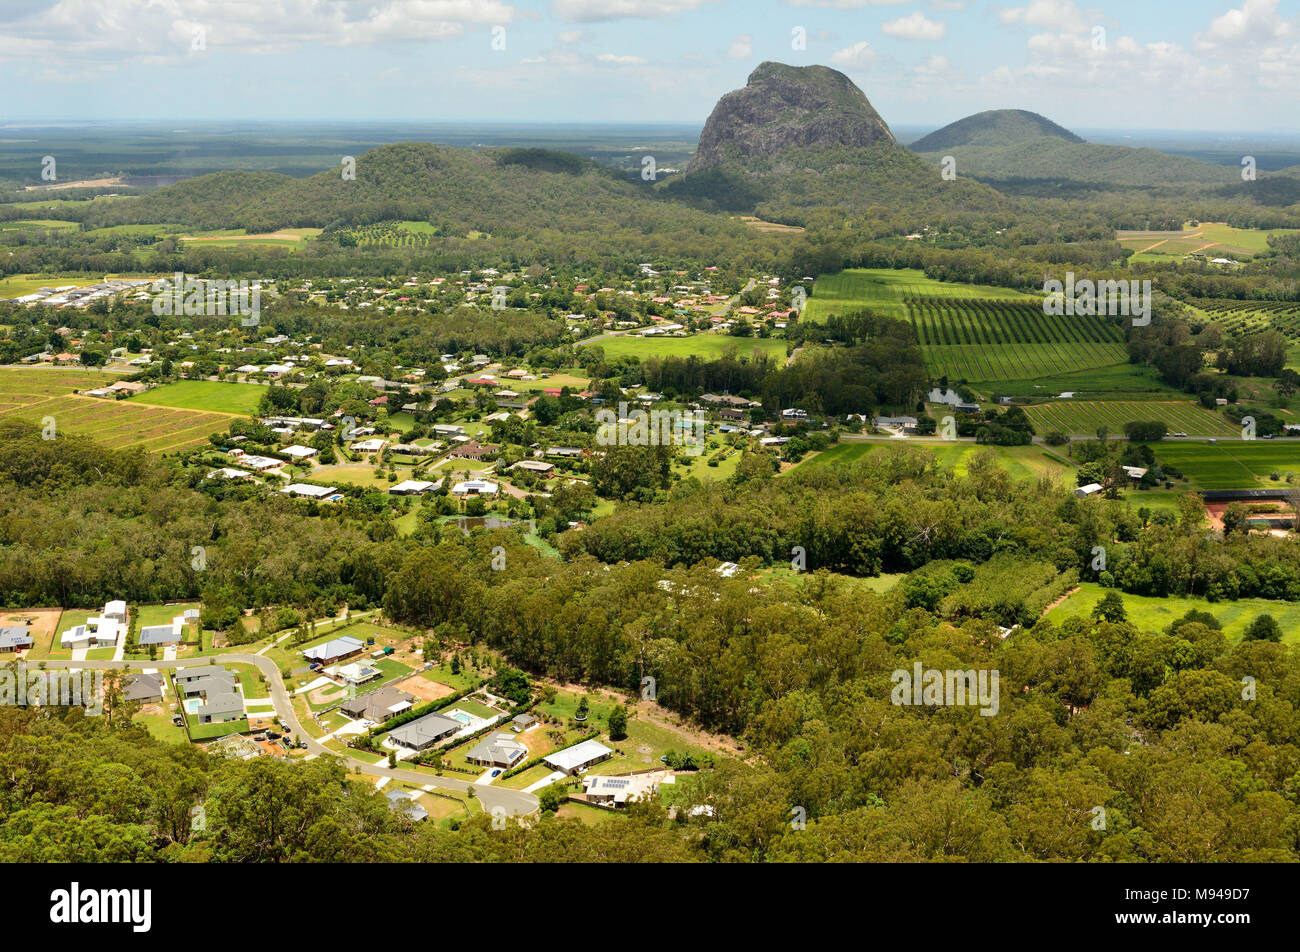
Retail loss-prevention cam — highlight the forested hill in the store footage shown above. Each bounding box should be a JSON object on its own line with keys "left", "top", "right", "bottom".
{"left": 909, "top": 109, "right": 1085, "bottom": 152}
{"left": 86, "top": 143, "right": 750, "bottom": 243}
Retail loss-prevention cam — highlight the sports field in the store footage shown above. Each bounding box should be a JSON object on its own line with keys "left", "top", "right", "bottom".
{"left": 0, "top": 367, "right": 235, "bottom": 453}
{"left": 132, "top": 379, "right": 264, "bottom": 415}
{"left": 1045, "top": 582, "right": 1300, "bottom": 645}
{"left": 1022, "top": 400, "right": 1239, "bottom": 437}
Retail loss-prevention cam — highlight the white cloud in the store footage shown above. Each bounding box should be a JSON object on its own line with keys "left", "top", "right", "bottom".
{"left": 1197, "top": 0, "right": 1292, "bottom": 47}
{"left": 553, "top": 0, "right": 719, "bottom": 21}
{"left": 783, "top": 0, "right": 909, "bottom": 7}
{"left": 882, "top": 11, "right": 946, "bottom": 40}
{"left": 830, "top": 40, "right": 878, "bottom": 67}
{"left": 998, "top": 0, "right": 1092, "bottom": 33}
{"left": 0, "top": 0, "right": 520, "bottom": 62}
{"left": 557, "top": 29, "right": 585, "bottom": 43}
{"left": 596, "top": 53, "right": 648, "bottom": 64}
{"left": 727, "top": 34, "right": 753, "bottom": 60}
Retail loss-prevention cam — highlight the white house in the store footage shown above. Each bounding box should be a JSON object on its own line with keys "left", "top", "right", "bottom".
{"left": 282, "top": 445, "right": 318, "bottom": 460}
{"left": 451, "top": 480, "right": 498, "bottom": 496}
{"left": 60, "top": 600, "right": 128, "bottom": 648}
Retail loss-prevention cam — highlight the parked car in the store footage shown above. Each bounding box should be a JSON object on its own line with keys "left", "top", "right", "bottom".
{"left": 267, "top": 731, "right": 281, "bottom": 740}
{"left": 490, "top": 769, "right": 503, "bottom": 778}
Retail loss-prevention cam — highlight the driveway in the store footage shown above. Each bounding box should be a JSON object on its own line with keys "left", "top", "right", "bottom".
{"left": 39, "top": 655, "right": 539, "bottom": 817}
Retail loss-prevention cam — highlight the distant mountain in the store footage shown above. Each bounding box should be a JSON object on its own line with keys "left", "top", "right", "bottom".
{"left": 908, "top": 110, "right": 1237, "bottom": 192}
{"left": 909, "top": 110, "right": 1084, "bottom": 152}
{"left": 690, "top": 62, "right": 896, "bottom": 170}
{"left": 670, "top": 62, "right": 1008, "bottom": 221}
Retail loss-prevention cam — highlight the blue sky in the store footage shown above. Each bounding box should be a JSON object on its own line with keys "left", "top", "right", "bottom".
{"left": 1, "top": 0, "right": 1297, "bottom": 131}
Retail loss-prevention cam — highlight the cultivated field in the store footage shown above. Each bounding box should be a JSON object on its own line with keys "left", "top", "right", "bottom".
{"left": 803, "top": 269, "right": 1123, "bottom": 384}
{"left": 803, "top": 268, "right": 1038, "bottom": 323}
{"left": 1185, "top": 299, "right": 1300, "bottom": 340}
{"left": 907, "top": 298, "right": 1127, "bottom": 383}
{"left": 0, "top": 367, "right": 235, "bottom": 452}
{"left": 1021, "top": 400, "right": 1239, "bottom": 437}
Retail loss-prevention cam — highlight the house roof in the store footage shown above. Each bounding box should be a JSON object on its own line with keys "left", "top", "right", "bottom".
{"left": 0, "top": 626, "right": 33, "bottom": 649}
{"left": 466, "top": 732, "right": 528, "bottom": 766}
{"left": 198, "top": 691, "right": 244, "bottom": 718}
{"left": 385, "top": 790, "right": 428, "bottom": 822}
{"left": 139, "top": 623, "right": 180, "bottom": 645}
{"left": 544, "top": 739, "right": 613, "bottom": 772}
{"left": 303, "top": 635, "right": 364, "bottom": 662}
{"left": 341, "top": 686, "right": 417, "bottom": 722}
{"left": 388, "top": 711, "right": 462, "bottom": 747}
{"left": 123, "top": 673, "right": 164, "bottom": 701}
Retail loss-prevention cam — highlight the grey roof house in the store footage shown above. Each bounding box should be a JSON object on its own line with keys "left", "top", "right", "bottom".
{"left": 341, "top": 686, "right": 416, "bottom": 724}
{"left": 0, "top": 626, "right": 34, "bottom": 651}
{"left": 123, "top": 673, "right": 164, "bottom": 703}
{"left": 388, "top": 711, "right": 463, "bottom": 750}
{"left": 465, "top": 732, "right": 528, "bottom": 769}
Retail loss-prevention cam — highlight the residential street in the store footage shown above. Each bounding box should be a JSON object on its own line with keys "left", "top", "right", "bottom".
{"left": 36, "top": 655, "right": 539, "bottom": 817}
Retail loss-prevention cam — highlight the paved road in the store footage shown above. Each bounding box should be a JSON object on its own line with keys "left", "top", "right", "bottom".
{"left": 38, "top": 655, "right": 538, "bottom": 817}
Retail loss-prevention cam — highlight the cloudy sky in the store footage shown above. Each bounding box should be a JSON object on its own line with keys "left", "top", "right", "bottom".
{"left": 1, "top": 0, "right": 1297, "bottom": 131}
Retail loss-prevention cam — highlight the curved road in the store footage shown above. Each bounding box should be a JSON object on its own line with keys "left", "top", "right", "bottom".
{"left": 38, "top": 655, "right": 538, "bottom": 817}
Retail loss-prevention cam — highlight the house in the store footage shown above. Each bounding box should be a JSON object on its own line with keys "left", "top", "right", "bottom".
{"left": 544, "top": 739, "right": 614, "bottom": 776}
{"left": 718, "top": 408, "right": 746, "bottom": 421}
{"left": 510, "top": 713, "right": 537, "bottom": 732}
{"left": 389, "top": 479, "right": 438, "bottom": 495}
{"left": 340, "top": 686, "right": 416, "bottom": 724}
{"left": 1122, "top": 466, "right": 1149, "bottom": 484}
{"left": 281, "top": 445, "right": 318, "bottom": 460}
{"left": 584, "top": 772, "right": 663, "bottom": 807}
{"left": 1075, "top": 483, "right": 1104, "bottom": 497}
{"left": 385, "top": 789, "right": 428, "bottom": 822}
{"left": 335, "top": 662, "right": 382, "bottom": 686}
{"left": 431, "top": 424, "right": 465, "bottom": 437}
{"left": 450, "top": 441, "right": 496, "bottom": 460}
{"left": 509, "top": 459, "right": 554, "bottom": 474}
{"left": 928, "top": 388, "right": 962, "bottom": 406}
{"left": 451, "top": 480, "right": 498, "bottom": 496}
{"left": 139, "top": 622, "right": 183, "bottom": 647}
{"left": 465, "top": 732, "right": 529, "bottom": 769}
{"left": 196, "top": 691, "right": 244, "bottom": 724}
{"left": 873, "top": 416, "right": 918, "bottom": 433}
{"left": 60, "top": 601, "right": 127, "bottom": 648}
{"left": 175, "top": 665, "right": 237, "bottom": 698}
{"left": 239, "top": 455, "right": 282, "bottom": 472}
{"left": 546, "top": 446, "right": 584, "bottom": 459}
{"left": 207, "top": 468, "right": 255, "bottom": 481}
{"left": 303, "top": 635, "right": 364, "bottom": 664}
{"left": 781, "top": 408, "right": 808, "bottom": 420}
{"left": 388, "top": 711, "right": 463, "bottom": 750}
{"left": 280, "top": 484, "right": 341, "bottom": 500}
{"left": 122, "top": 673, "right": 164, "bottom": 703}
{"left": 0, "top": 626, "right": 34, "bottom": 652}
{"left": 715, "top": 562, "right": 740, "bottom": 578}
{"left": 351, "top": 438, "right": 388, "bottom": 453}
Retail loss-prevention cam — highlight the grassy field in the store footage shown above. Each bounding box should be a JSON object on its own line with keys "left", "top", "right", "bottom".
{"left": 1046, "top": 582, "right": 1300, "bottom": 644}
{"left": 793, "top": 441, "right": 1075, "bottom": 482}
{"left": 1021, "top": 401, "right": 1239, "bottom": 437}
{"left": 131, "top": 380, "right": 264, "bottom": 415}
{"left": 1151, "top": 441, "right": 1300, "bottom": 490}
{"left": 594, "top": 333, "right": 787, "bottom": 362}
{"left": 0, "top": 367, "right": 236, "bottom": 453}
{"left": 1117, "top": 222, "right": 1300, "bottom": 261}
